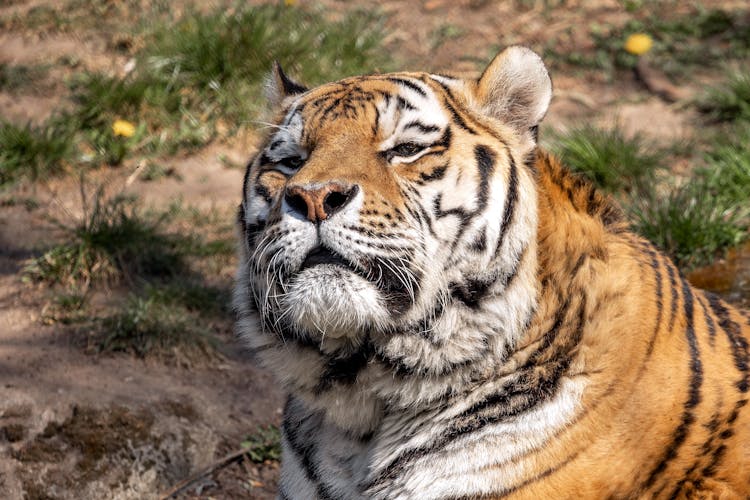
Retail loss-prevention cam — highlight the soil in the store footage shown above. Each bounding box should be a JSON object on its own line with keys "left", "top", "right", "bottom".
{"left": 0, "top": 1, "right": 748, "bottom": 499}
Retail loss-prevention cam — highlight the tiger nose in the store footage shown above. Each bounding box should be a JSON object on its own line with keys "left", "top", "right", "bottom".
{"left": 284, "top": 183, "right": 359, "bottom": 223}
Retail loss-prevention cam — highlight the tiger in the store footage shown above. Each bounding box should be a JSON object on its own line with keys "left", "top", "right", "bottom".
{"left": 233, "top": 46, "right": 750, "bottom": 499}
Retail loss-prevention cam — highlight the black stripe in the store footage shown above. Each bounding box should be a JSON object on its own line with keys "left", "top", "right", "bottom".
{"left": 643, "top": 246, "right": 664, "bottom": 359}
{"left": 666, "top": 262, "right": 679, "bottom": 332}
{"left": 282, "top": 399, "right": 338, "bottom": 500}
{"left": 403, "top": 120, "right": 440, "bottom": 134}
{"left": 396, "top": 96, "right": 416, "bottom": 111}
{"left": 470, "top": 226, "right": 487, "bottom": 252}
{"left": 443, "top": 98, "right": 476, "bottom": 134}
{"left": 314, "top": 342, "right": 375, "bottom": 393}
{"left": 697, "top": 295, "right": 717, "bottom": 347}
{"left": 419, "top": 164, "right": 448, "bottom": 183}
{"left": 494, "top": 151, "right": 519, "bottom": 257}
{"left": 474, "top": 144, "right": 496, "bottom": 210}
{"left": 642, "top": 277, "right": 703, "bottom": 490}
{"left": 706, "top": 292, "right": 749, "bottom": 393}
{"left": 388, "top": 77, "right": 428, "bottom": 97}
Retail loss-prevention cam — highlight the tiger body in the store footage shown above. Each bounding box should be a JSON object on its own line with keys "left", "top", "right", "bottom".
{"left": 234, "top": 47, "right": 750, "bottom": 499}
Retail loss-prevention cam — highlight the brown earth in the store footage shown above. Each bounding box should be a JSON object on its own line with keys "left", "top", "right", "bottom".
{"left": 0, "top": 1, "right": 748, "bottom": 499}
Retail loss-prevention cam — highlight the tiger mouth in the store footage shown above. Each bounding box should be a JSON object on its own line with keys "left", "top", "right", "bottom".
{"left": 300, "top": 246, "right": 351, "bottom": 271}
{"left": 295, "top": 245, "right": 416, "bottom": 314}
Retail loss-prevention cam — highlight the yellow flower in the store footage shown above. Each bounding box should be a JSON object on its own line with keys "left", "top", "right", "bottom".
{"left": 624, "top": 33, "right": 653, "bottom": 55}
{"left": 112, "top": 119, "right": 136, "bottom": 138}
{"left": 284, "top": 0, "right": 297, "bottom": 6}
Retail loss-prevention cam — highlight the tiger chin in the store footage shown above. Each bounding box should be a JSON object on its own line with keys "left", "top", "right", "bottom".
{"left": 234, "top": 46, "right": 750, "bottom": 499}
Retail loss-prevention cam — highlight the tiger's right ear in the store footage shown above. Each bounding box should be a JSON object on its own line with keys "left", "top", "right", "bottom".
{"left": 265, "top": 62, "right": 308, "bottom": 108}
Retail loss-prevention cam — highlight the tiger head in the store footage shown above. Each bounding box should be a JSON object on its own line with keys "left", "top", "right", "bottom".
{"left": 236, "top": 47, "right": 552, "bottom": 404}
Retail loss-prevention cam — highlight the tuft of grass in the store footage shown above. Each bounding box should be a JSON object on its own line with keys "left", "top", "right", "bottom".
{"left": 140, "top": 161, "right": 178, "bottom": 181}
{"left": 631, "top": 131, "right": 750, "bottom": 270}
{"left": 631, "top": 183, "right": 747, "bottom": 270}
{"left": 240, "top": 425, "right": 282, "bottom": 463}
{"left": 42, "top": 292, "right": 88, "bottom": 325}
{"left": 96, "top": 295, "right": 214, "bottom": 359}
{"left": 697, "top": 69, "right": 750, "bottom": 122}
{"left": 24, "top": 187, "right": 189, "bottom": 288}
{"left": 0, "top": 120, "right": 74, "bottom": 186}
{"left": 0, "top": 63, "right": 49, "bottom": 92}
{"left": 143, "top": 281, "right": 229, "bottom": 318}
{"left": 430, "top": 23, "right": 465, "bottom": 50}
{"left": 548, "top": 126, "right": 664, "bottom": 193}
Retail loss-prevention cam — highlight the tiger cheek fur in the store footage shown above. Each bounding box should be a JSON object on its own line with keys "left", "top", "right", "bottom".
{"left": 234, "top": 47, "right": 750, "bottom": 499}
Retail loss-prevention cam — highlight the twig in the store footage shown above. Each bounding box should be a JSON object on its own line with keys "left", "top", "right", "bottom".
{"left": 158, "top": 447, "right": 254, "bottom": 499}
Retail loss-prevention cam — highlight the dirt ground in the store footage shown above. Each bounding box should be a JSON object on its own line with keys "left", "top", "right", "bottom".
{"left": 0, "top": 1, "right": 748, "bottom": 499}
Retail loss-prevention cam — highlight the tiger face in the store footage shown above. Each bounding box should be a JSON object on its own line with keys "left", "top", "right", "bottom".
{"left": 237, "top": 47, "right": 552, "bottom": 352}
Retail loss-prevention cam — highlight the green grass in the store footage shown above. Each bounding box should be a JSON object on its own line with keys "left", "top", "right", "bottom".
{"left": 631, "top": 129, "right": 750, "bottom": 270}
{"left": 241, "top": 425, "right": 282, "bottom": 463}
{"left": 546, "top": 7, "right": 750, "bottom": 78}
{"left": 62, "top": 4, "right": 392, "bottom": 165}
{"left": 0, "top": 120, "right": 74, "bottom": 186}
{"left": 697, "top": 69, "right": 750, "bottom": 122}
{"left": 143, "top": 281, "right": 229, "bottom": 318}
{"left": 631, "top": 179, "right": 748, "bottom": 270}
{"left": 24, "top": 187, "right": 190, "bottom": 288}
{"left": 547, "top": 126, "right": 664, "bottom": 193}
{"left": 1, "top": 3, "right": 392, "bottom": 178}
{"left": 430, "top": 23, "right": 465, "bottom": 50}
{"left": 96, "top": 294, "right": 215, "bottom": 359}
{"left": 549, "top": 124, "right": 749, "bottom": 270}
{"left": 0, "top": 63, "right": 49, "bottom": 92}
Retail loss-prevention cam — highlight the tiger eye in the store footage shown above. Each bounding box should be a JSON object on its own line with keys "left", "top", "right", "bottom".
{"left": 391, "top": 142, "right": 426, "bottom": 158}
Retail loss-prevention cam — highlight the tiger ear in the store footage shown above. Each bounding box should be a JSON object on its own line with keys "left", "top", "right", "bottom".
{"left": 265, "top": 61, "right": 308, "bottom": 108}
{"left": 473, "top": 46, "right": 552, "bottom": 139}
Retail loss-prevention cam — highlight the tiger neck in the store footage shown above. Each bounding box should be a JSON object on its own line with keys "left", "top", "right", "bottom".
{"left": 368, "top": 150, "right": 615, "bottom": 416}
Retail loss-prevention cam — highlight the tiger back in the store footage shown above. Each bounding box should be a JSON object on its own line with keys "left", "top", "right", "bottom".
{"left": 234, "top": 46, "right": 750, "bottom": 499}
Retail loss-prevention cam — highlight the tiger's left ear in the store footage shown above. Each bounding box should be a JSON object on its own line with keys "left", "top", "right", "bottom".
{"left": 473, "top": 46, "right": 552, "bottom": 140}
{"left": 265, "top": 61, "right": 308, "bottom": 108}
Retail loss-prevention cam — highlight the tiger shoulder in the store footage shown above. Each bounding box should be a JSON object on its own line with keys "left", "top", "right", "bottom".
{"left": 234, "top": 45, "right": 750, "bottom": 499}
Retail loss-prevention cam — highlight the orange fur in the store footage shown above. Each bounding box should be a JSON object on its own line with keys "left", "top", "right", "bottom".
{"left": 496, "top": 151, "right": 750, "bottom": 498}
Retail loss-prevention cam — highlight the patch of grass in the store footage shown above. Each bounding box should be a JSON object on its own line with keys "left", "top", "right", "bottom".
{"left": 702, "top": 127, "right": 750, "bottom": 204}
{"left": 42, "top": 292, "right": 88, "bottom": 325}
{"left": 140, "top": 161, "right": 178, "bottom": 181}
{"left": 65, "top": 4, "right": 392, "bottom": 162}
{"left": 430, "top": 23, "right": 465, "bottom": 50}
{"left": 0, "top": 120, "right": 74, "bottom": 186}
{"left": 697, "top": 69, "right": 750, "bottom": 122}
{"left": 24, "top": 187, "right": 189, "bottom": 288}
{"left": 547, "top": 7, "right": 750, "bottom": 78}
{"left": 143, "top": 281, "right": 229, "bottom": 318}
{"left": 96, "top": 295, "right": 214, "bottom": 359}
{"left": 632, "top": 182, "right": 747, "bottom": 270}
{"left": 548, "top": 126, "right": 664, "bottom": 193}
{"left": 241, "top": 425, "right": 281, "bottom": 463}
{"left": 631, "top": 130, "right": 750, "bottom": 270}
{"left": 0, "top": 63, "right": 49, "bottom": 92}
{"left": 143, "top": 5, "right": 390, "bottom": 91}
